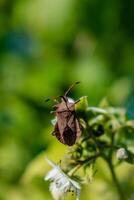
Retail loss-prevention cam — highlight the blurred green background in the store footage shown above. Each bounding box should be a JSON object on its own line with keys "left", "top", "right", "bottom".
{"left": 0, "top": 0, "right": 134, "bottom": 199}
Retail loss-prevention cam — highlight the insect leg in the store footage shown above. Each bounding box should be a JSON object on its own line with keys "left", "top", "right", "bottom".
{"left": 74, "top": 99, "right": 80, "bottom": 104}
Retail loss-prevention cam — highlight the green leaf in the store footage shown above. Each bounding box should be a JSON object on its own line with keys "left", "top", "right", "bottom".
{"left": 75, "top": 96, "right": 88, "bottom": 113}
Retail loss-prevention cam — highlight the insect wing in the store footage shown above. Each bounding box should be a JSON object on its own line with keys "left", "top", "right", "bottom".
{"left": 53, "top": 122, "right": 64, "bottom": 144}
{"left": 62, "top": 113, "right": 81, "bottom": 146}
{"left": 63, "top": 126, "right": 76, "bottom": 146}
{"left": 75, "top": 118, "right": 81, "bottom": 138}
{"left": 55, "top": 100, "right": 74, "bottom": 135}
{"left": 56, "top": 111, "right": 69, "bottom": 135}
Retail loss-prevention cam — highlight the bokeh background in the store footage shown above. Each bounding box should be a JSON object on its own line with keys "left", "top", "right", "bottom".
{"left": 0, "top": 0, "right": 134, "bottom": 199}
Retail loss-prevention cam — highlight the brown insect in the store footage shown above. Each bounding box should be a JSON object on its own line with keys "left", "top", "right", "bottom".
{"left": 46, "top": 82, "right": 81, "bottom": 146}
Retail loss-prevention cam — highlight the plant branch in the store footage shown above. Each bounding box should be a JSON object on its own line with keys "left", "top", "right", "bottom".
{"left": 68, "top": 153, "right": 101, "bottom": 176}
{"left": 77, "top": 153, "right": 101, "bottom": 165}
{"left": 107, "top": 159, "right": 126, "bottom": 200}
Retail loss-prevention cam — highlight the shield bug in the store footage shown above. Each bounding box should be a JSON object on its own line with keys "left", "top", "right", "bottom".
{"left": 47, "top": 82, "right": 81, "bottom": 146}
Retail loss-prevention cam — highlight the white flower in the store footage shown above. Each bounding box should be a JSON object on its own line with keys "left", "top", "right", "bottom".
{"left": 45, "top": 158, "right": 81, "bottom": 200}
{"left": 116, "top": 148, "right": 128, "bottom": 160}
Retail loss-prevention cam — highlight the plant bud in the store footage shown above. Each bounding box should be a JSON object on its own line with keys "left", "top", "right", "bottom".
{"left": 116, "top": 148, "right": 128, "bottom": 160}
{"left": 92, "top": 124, "right": 105, "bottom": 137}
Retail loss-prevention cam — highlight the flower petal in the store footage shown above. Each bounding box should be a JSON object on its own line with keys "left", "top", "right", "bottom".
{"left": 45, "top": 157, "right": 81, "bottom": 200}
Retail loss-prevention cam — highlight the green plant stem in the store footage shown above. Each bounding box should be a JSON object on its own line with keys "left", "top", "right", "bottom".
{"left": 68, "top": 153, "right": 101, "bottom": 176}
{"left": 77, "top": 153, "right": 101, "bottom": 165}
{"left": 84, "top": 119, "right": 100, "bottom": 153}
{"left": 107, "top": 160, "right": 126, "bottom": 200}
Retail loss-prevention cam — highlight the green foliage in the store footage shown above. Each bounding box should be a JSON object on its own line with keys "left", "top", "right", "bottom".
{"left": 0, "top": 0, "right": 134, "bottom": 199}
{"left": 45, "top": 97, "right": 134, "bottom": 200}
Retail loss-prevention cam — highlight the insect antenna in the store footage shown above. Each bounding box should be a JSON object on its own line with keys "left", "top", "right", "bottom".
{"left": 65, "top": 81, "right": 80, "bottom": 96}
